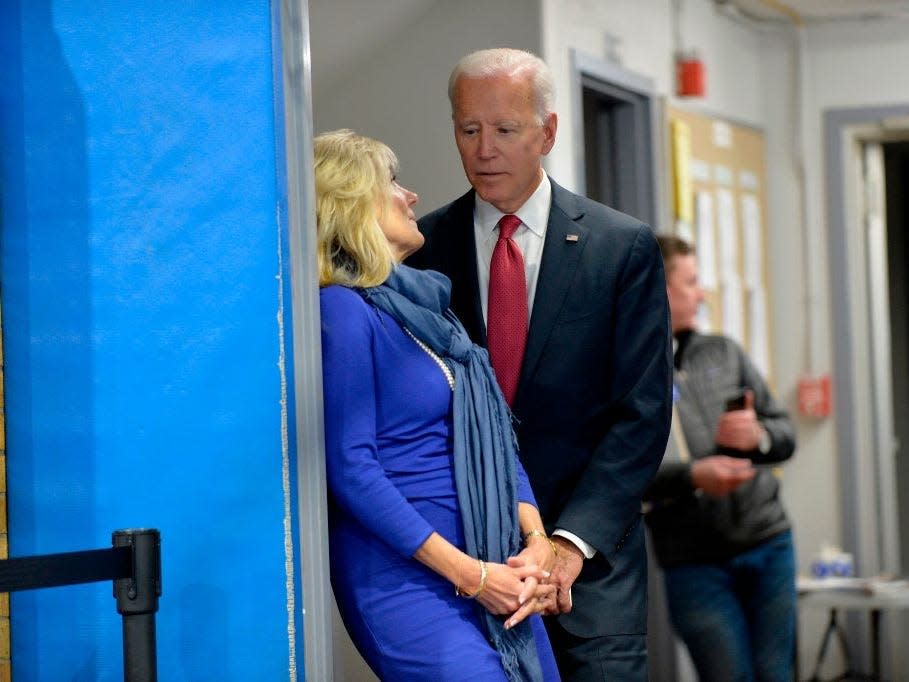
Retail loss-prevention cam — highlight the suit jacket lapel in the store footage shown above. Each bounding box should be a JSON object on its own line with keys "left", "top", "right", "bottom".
{"left": 517, "top": 181, "right": 588, "bottom": 400}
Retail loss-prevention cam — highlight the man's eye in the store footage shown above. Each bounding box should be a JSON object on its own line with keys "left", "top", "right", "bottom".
{"left": 462, "top": 128, "right": 478, "bottom": 136}
{"left": 498, "top": 128, "right": 515, "bottom": 135}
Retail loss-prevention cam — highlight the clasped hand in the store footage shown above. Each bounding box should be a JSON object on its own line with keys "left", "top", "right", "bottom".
{"left": 492, "top": 536, "right": 583, "bottom": 629}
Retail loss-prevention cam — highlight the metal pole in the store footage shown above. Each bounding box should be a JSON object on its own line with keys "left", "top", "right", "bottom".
{"left": 113, "top": 529, "right": 161, "bottom": 682}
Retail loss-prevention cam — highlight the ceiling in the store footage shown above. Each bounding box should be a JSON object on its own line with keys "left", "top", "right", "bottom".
{"left": 720, "top": 0, "right": 909, "bottom": 22}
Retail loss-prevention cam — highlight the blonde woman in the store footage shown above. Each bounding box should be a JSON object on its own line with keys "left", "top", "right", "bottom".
{"left": 316, "top": 129, "right": 559, "bottom": 681}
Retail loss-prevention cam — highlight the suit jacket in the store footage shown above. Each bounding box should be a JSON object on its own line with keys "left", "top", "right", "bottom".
{"left": 409, "top": 179, "right": 673, "bottom": 637}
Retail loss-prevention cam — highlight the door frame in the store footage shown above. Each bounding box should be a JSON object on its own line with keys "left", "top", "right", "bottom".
{"left": 824, "top": 104, "right": 909, "bottom": 574}
{"left": 824, "top": 103, "right": 909, "bottom": 676}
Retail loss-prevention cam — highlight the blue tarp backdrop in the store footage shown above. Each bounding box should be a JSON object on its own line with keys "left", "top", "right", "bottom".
{"left": 0, "top": 2, "right": 304, "bottom": 679}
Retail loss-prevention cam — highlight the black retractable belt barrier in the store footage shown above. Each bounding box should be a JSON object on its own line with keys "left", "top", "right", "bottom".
{"left": 0, "top": 528, "right": 161, "bottom": 682}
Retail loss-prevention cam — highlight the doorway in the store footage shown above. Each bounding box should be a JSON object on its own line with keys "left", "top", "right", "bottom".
{"left": 825, "top": 104, "right": 909, "bottom": 678}
{"left": 581, "top": 80, "right": 655, "bottom": 225}
{"left": 571, "top": 50, "right": 661, "bottom": 230}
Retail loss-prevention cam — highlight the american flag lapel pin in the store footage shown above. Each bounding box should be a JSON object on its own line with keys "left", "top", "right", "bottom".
{"left": 566, "top": 234, "right": 579, "bottom": 242}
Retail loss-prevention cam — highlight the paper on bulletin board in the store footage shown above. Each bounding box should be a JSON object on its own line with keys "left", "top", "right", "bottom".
{"left": 714, "top": 164, "right": 734, "bottom": 187}
{"left": 741, "top": 194, "right": 763, "bottom": 290}
{"left": 690, "top": 158, "right": 711, "bottom": 183}
{"left": 721, "top": 277, "right": 744, "bottom": 344}
{"left": 695, "top": 191, "right": 717, "bottom": 291}
{"left": 739, "top": 169, "right": 759, "bottom": 192}
{"left": 749, "top": 288, "right": 770, "bottom": 377}
{"left": 716, "top": 189, "right": 738, "bottom": 284}
{"left": 712, "top": 120, "right": 732, "bottom": 149}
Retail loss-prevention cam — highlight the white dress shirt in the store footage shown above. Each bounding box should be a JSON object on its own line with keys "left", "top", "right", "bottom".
{"left": 473, "top": 173, "right": 596, "bottom": 560}
{"left": 473, "top": 174, "right": 551, "bottom": 324}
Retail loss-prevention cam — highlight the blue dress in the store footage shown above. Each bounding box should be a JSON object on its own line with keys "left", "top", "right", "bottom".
{"left": 320, "top": 285, "right": 559, "bottom": 681}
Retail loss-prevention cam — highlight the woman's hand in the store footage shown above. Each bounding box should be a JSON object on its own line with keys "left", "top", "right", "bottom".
{"left": 503, "top": 580, "right": 558, "bottom": 630}
{"left": 505, "top": 533, "right": 559, "bottom": 605}
{"left": 468, "top": 561, "right": 548, "bottom": 618}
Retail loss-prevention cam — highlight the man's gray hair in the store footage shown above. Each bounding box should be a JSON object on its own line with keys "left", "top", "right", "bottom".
{"left": 448, "top": 48, "right": 555, "bottom": 124}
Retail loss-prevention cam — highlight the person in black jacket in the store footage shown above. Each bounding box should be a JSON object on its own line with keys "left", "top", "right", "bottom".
{"left": 645, "top": 234, "right": 797, "bottom": 682}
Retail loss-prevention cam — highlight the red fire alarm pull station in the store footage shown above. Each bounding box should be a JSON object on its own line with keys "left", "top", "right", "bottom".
{"left": 676, "top": 50, "right": 706, "bottom": 97}
{"left": 797, "top": 374, "right": 832, "bottom": 418}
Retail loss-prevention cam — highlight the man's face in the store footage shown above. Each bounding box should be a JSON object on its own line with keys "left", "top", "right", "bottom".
{"left": 452, "top": 73, "right": 557, "bottom": 215}
{"left": 666, "top": 253, "right": 704, "bottom": 334}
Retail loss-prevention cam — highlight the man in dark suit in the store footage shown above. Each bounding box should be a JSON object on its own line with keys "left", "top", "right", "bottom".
{"left": 407, "top": 48, "right": 672, "bottom": 680}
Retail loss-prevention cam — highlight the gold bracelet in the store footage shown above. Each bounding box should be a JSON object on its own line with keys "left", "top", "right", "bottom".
{"left": 523, "top": 529, "right": 559, "bottom": 556}
{"left": 456, "top": 559, "right": 488, "bottom": 599}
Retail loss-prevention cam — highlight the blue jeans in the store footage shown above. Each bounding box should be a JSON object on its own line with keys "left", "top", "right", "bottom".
{"left": 664, "top": 530, "right": 796, "bottom": 682}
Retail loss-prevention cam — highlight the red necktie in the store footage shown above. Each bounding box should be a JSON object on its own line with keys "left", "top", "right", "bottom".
{"left": 487, "top": 214, "right": 527, "bottom": 406}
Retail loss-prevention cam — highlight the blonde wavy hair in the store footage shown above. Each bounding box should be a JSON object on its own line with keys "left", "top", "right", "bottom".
{"left": 314, "top": 129, "right": 398, "bottom": 287}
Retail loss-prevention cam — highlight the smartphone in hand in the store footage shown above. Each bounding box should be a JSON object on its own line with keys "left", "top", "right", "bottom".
{"left": 725, "top": 390, "right": 747, "bottom": 412}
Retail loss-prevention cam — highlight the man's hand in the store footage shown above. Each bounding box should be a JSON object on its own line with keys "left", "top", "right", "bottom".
{"left": 715, "top": 389, "right": 765, "bottom": 451}
{"left": 691, "top": 455, "right": 756, "bottom": 497}
{"left": 542, "top": 536, "right": 584, "bottom": 615}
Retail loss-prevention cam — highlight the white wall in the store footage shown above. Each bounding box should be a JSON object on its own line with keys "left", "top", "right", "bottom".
{"left": 806, "top": 19, "right": 909, "bottom": 109}
{"left": 760, "top": 17, "right": 909, "bottom": 676}
{"left": 760, "top": 23, "right": 844, "bottom": 554}
{"left": 540, "top": 0, "right": 765, "bottom": 192}
{"left": 312, "top": 0, "right": 541, "bottom": 217}
{"left": 757, "top": 26, "right": 845, "bottom": 674}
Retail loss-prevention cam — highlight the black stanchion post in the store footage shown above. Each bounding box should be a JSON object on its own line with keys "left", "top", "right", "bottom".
{"left": 113, "top": 529, "right": 161, "bottom": 682}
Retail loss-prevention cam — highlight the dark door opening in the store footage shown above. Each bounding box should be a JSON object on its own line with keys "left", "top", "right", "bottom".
{"left": 581, "top": 76, "right": 656, "bottom": 227}
{"left": 884, "top": 140, "right": 909, "bottom": 574}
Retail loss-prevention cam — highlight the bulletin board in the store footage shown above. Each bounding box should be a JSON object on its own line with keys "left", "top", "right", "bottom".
{"left": 667, "top": 106, "right": 775, "bottom": 385}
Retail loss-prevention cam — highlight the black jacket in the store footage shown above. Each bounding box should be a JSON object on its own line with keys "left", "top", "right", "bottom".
{"left": 645, "top": 331, "right": 796, "bottom": 567}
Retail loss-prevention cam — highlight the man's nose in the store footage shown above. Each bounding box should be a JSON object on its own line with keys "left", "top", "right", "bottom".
{"left": 477, "top": 130, "right": 496, "bottom": 158}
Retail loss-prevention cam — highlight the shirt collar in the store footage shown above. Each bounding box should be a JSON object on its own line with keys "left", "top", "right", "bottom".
{"left": 475, "top": 172, "right": 551, "bottom": 242}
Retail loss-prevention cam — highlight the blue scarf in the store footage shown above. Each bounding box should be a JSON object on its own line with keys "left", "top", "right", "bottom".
{"left": 361, "top": 264, "right": 543, "bottom": 682}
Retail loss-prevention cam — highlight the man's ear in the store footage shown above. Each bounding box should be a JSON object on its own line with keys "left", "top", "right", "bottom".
{"left": 541, "top": 112, "right": 558, "bottom": 155}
